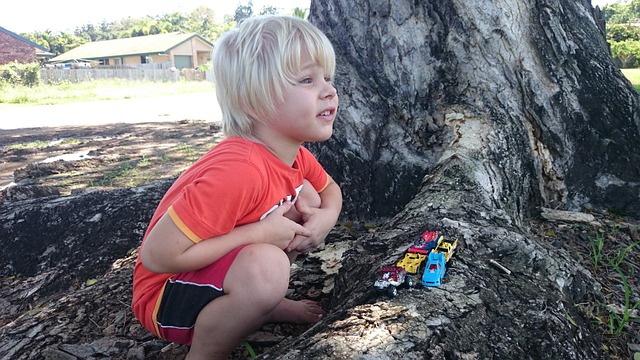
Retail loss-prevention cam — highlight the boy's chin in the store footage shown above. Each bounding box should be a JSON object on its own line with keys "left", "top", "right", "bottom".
{"left": 310, "top": 131, "right": 333, "bottom": 142}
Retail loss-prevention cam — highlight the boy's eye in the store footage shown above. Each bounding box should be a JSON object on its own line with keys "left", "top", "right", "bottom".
{"left": 324, "top": 77, "right": 333, "bottom": 83}
{"left": 299, "top": 77, "right": 312, "bottom": 84}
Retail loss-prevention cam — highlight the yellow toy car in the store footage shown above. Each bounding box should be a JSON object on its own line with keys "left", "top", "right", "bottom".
{"left": 396, "top": 252, "right": 427, "bottom": 274}
{"left": 434, "top": 238, "right": 458, "bottom": 262}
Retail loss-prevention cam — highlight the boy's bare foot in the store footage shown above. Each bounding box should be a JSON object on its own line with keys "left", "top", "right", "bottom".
{"left": 267, "top": 298, "right": 325, "bottom": 324}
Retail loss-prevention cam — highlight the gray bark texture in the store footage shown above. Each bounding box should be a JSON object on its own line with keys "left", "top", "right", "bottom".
{"left": 309, "top": 0, "right": 640, "bottom": 220}
{"left": 274, "top": 0, "right": 638, "bottom": 359}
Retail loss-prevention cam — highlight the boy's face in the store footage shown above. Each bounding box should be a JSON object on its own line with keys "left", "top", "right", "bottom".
{"left": 268, "top": 57, "right": 338, "bottom": 144}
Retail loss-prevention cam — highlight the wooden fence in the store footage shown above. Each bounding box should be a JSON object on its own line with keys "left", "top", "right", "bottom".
{"left": 39, "top": 68, "right": 213, "bottom": 83}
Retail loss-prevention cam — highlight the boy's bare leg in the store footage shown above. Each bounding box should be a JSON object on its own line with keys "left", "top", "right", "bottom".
{"left": 186, "top": 244, "right": 289, "bottom": 360}
{"left": 185, "top": 243, "right": 323, "bottom": 360}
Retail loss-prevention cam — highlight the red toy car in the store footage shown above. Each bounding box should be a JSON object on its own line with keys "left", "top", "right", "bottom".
{"left": 373, "top": 265, "right": 414, "bottom": 297}
{"left": 408, "top": 230, "right": 443, "bottom": 254}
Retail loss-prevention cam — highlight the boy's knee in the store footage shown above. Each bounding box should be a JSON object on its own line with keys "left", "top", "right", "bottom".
{"left": 234, "top": 244, "right": 290, "bottom": 286}
{"left": 228, "top": 244, "right": 290, "bottom": 308}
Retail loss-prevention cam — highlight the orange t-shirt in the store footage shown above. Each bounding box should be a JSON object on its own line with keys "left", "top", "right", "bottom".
{"left": 132, "top": 137, "right": 329, "bottom": 334}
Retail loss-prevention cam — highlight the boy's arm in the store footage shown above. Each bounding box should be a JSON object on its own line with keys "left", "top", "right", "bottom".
{"left": 141, "top": 201, "right": 310, "bottom": 274}
{"left": 287, "top": 176, "right": 342, "bottom": 253}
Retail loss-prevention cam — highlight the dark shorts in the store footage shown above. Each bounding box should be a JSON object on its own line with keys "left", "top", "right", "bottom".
{"left": 155, "top": 245, "right": 247, "bottom": 345}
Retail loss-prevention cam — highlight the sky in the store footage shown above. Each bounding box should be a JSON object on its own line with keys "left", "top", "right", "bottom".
{"left": 592, "top": 0, "right": 618, "bottom": 6}
{"left": 0, "top": 0, "right": 311, "bottom": 34}
{"left": 0, "top": 0, "right": 620, "bottom": 35}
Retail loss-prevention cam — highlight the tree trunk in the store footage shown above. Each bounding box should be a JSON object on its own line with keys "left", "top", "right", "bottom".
{"left": 309, "top": 0, "right": 640, "bottom": 220}
{"left": 263, "top": 0, "right": 639, "bottom": 358}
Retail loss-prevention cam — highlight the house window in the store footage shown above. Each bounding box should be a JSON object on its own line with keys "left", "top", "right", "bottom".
{"left": 141, "top": 56, "right": 150, "bottom": 64}
{"left": 99, "top": 59, "right": 110, "bottom": 65}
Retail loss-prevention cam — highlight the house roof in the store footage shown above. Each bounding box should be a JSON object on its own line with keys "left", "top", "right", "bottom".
{"left": 49, "top": 32, "right": 213, "bottom": 63}
{"left": 0, "top": 26, "right": 55, "bottom": 56}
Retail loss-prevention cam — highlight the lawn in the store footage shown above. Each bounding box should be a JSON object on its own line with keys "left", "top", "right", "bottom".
{"left": 2, "top": 69, "right": 637, "bottom": 107}
{"left": 621, "top": 68, "right": 640, "bottom": 92}
{"left": 0, "top": 79, "right": 214, "bottom": 107}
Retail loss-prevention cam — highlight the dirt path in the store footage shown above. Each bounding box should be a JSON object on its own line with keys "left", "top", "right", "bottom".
{"left": 0, "top": 92, "right": 221, "bottom": 129}
{"left": 0, "top": 93, "right": 223, "bottom": 195}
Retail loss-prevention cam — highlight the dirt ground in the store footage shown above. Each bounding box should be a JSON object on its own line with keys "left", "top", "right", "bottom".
{"left": 0, "top": 120, "right": 223, "bottom": 199}
{"left": 0, "top": 102, "right": 638, "bottom": 359}
{"left": 0, "top": 93, "right": 222, "bottom": 197}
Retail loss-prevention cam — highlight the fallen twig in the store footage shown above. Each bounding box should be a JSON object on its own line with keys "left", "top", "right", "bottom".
{"left": 489, "top": 259, "right": 512, "bottom": 275}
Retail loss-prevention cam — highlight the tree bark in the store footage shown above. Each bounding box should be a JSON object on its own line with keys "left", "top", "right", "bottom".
{"left": 263, "top": 0, "right": 639, "bottom": 358}
{"left": 309, "top": 0, "right": 640, "bottom": 220}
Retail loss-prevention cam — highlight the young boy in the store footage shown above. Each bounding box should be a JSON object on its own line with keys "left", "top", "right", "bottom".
{"left": 132, "top": 15, "right": 342, "bottom": 360}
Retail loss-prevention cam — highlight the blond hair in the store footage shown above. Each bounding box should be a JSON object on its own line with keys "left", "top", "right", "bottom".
{"left": 212, "top": 15, "right": 336, "bottom": 138}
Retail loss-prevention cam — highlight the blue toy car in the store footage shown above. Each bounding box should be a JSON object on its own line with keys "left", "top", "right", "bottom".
{"left": 421, "top": 251, "right": 446, "bottom": 287}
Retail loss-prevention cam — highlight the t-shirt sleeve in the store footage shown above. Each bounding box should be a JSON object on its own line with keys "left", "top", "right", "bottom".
{"left": 298, "top": 146, "right": 330, "bottom": 192}
{"left": 170, "top": 161, "right": 261, "bottom": 242}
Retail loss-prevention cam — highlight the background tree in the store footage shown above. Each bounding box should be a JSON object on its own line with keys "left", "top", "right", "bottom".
{"left": 603, "top": 2, "right": 635, "bottom": 23}
{"left": 292, "top": 7, "right": 309, "bottom": 19}
{"left": 234, "top": 1, "right": 254, "bottom": 23}
{"left": 24, "top": 30, "right": 84, "bottom": 55}
{"left": 610, "top": 39, "right": 640, "bottom": 67}
{"left": 259, "top": 5, "right": 279, "bottom": 15}
{"left": 186, "top": 6, "right": 217, "bottom": 39}
{"left": 607, "top": 23, "right": 640, "bottom": 42}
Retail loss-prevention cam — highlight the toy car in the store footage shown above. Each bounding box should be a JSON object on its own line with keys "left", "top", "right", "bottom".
{"left": 408, "top": 230, "right": 443, "bottom": 254}
{"left": 373, "top": 265, "right": 414, "bottom": 297}
{"left": 421, "top": 251, "right": 446, "bottom": 287}
{"left": 396, "top": 252, "right": 427, "bottom": 274}
{"left": 434, "top": 237, "right": 458, "bottom": 262}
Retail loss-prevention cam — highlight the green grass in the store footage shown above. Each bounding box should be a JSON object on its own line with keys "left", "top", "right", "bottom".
{"left": 0, "top": 79, "right": 213, "bottom": 106}
{"left": 621, "top": 68, "right": 640, "bottom": 92}
{"left": 8, "top": 138, "right": 81, "bottom": 150}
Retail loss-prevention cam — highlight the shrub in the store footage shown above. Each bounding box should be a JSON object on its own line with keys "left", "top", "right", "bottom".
{"left": 0, "top": 61, "right": 41, "bottom": 87}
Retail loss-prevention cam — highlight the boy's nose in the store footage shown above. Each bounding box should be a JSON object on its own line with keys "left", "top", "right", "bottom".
{"left": 323, "top": 84, "right": 337, "bottom": 99}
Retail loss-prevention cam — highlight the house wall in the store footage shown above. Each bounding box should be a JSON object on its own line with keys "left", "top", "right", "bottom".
{"left": 149, "top": 54, "right": 170, "bottom": 64}
{"left": 0, "top": 32, "right": 37, "bottom": 65}
{"left": 169, "top": 38, "right": 212, "bottom": 68}
{"left": 123, "top": 56, "right": 142, "bottom": 65}
{"left": 113, "top": 54, "right": 170, "bottom": 66}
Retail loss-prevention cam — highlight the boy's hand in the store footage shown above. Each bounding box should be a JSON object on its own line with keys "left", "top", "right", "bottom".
{"left": 261, "top": 201, "right": 311, "bottom": 250}
{"left": 286, "top": 201, "right": 334, "bottom": 253}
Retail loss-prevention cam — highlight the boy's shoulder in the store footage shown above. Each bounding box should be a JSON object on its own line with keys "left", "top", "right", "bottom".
{"left": 206, "top": 137, "right": 286, "bottom": 170}
{"left": 209, "top": 137, "right": 260, "bottom": 161}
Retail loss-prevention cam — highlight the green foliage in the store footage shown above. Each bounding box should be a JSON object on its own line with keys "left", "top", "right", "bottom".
{"left": 0, "top": 79, "right": 212, "bottom": 105}
{"left": 603, "top": 2, "right": 636, "bottom": 24}
{"left": 605, "top": 262, "right": 640, "bottom": 336}
{"left": 20, "top": 7, "right": 231, "bottom": 57}
{"left": 235, "top": 1, "right": 254, "bottom": 23}
{"left": 16, "top": 2, "right": 296, "bottom": 61}
{"left": 607, "top": 24, "right": 640, "bottom": 42}
{"left": 589, "top": 228, "right": 606, "bottom": 270}
{"left": 604, "top": 1, "right": 640, "bottom": 68}
{"left": 259, "top": 5, "right": 279, "bottom": 15}
{"left": 292, "top": 7, "right": 309, "bottom": 19}
{"left": 610, "top": 40, "right": 640, "bottom": 67}
{"left": 0, "top": 61, "right": 41, "bottom": 87}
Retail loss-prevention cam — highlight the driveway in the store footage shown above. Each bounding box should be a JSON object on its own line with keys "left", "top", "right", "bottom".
{"left": 0, "top": 92, "right": 222, "bottom": 130}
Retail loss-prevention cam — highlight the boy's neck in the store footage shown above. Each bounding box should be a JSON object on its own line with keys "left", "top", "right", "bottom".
{"left": 251, "top": 135, "right": 301, "bottom": 167}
